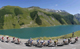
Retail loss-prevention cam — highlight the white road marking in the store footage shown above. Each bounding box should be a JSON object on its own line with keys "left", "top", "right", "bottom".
{"left": 52, "top": 47, "right": 55, "bottom": 49}
{"left": 59, "top": 47, "right": 66, "bottom": 49}
{"left": 5, "top": 43, "right": 10, "bottom": 45}
{"left": 15, "top": 45, "right": 20, "bottom": 47}
{"left": 72, "top": 47, "right": 76, "bottom": 49}
{"left": 70, "top": 44, "right": 74, "bottom": 46}
{"left": 22, "top": 47, "right": 28, "bottom": 48}
{"left": 0, "top": 47, "right": 3, "bottom": 49}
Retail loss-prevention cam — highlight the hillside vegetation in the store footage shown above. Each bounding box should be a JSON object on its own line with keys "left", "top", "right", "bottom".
{"left": 0, "top": 6, "right": 79, "bottom": 29}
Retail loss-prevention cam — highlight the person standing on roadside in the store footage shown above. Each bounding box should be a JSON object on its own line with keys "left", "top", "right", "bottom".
{"left": 72, "top": 32, "right": 74, "bottom": 37}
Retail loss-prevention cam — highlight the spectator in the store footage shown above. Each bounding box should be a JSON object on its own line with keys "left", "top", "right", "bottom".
{"left": 72, "top": 32, "right": 74, "bottom": 37}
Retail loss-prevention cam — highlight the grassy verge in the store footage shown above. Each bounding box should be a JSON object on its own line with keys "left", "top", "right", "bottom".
{"left": 0, "top": 35, "right": 18, "bottom": 38}
{"left": 32, "top": 31, "right": 80, "bottom": 40}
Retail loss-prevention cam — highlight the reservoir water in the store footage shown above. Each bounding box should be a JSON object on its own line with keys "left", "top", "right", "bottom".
{"left": 0, "top": 25, "right": 80, "bottom": 39}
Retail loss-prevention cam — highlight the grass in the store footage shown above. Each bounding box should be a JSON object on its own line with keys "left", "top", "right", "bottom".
{"left": 32, "top": 31, "right": 80, "bottom": 40}
{"left": 0, "top": 6, "right": 79, "bottom": 29}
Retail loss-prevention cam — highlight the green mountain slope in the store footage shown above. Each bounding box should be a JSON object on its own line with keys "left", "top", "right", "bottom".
{"left": 0, "top": 6, "right": 79, "bottom": 29}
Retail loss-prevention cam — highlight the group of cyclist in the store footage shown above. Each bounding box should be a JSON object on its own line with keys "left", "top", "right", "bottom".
{"left": 27, "top": 38, "right": 58, "bottom": 46}
{"left": 63, "top": 37, "right": 78, "bottom": 44}
{"left": 0, "top": 36, "right": 20, "bottom": 43}
{"left": 27, "top": 37, "right": 78, "bottom": 46}
{"left": 0, "top": 36, "right": 78, "bottom": 46}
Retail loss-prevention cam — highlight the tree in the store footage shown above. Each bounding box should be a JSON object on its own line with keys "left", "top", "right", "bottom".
{"left": 14, "top": 8, "right": 23, "bottom": 23}
{"left": 30, "top": 11, "right": 42, "bottom": 25}
{"left": 14, "top": 8, "right": 23, "bottom": 16}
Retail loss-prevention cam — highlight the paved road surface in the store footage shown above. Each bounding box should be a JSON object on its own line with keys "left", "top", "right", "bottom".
{"left": 0, "top": 36, "right": 80, "bottom": 49}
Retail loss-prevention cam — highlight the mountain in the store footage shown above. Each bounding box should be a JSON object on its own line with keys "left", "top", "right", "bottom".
{"left": 43, "top": 9, "right": 66, "bottom": 13}
{"left": 74, "top": 13, "right": 80, "bottom": 22}
{"left": 0, "top": 6, "right": 79, "bottom": 29}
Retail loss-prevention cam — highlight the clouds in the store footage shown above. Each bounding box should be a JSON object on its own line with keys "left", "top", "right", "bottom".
{"left": 79, "top": 10, "right": 80, "bottom": 11}
{"left": 55, "top": 4, "right": 58, "bottom": 6}
{"left": 49, "top": 4, "right": 58, "bottom": 9}
{"left": 78, "top": 10, "right": 80, "bottom": 13}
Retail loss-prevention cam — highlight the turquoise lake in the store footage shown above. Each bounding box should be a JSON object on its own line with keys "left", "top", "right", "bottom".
{"left": 0, "top": 25, "right": 80, "bottom": 39}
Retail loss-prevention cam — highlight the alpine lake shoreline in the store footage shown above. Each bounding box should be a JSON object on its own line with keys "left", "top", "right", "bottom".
{"left": 32, "top": 31, "right": 80, "bottom": 40}
{"left": 0, "top": 31, "right": 80, "bottom": 40}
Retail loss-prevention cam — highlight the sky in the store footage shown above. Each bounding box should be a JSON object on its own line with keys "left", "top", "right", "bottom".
{"left": 0, "top": 0, "right": 80, "bottom": 15}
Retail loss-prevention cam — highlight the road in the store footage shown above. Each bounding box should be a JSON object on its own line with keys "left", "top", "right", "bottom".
{"left": 0, "top": 36, "right": 80, "bottom": 49}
